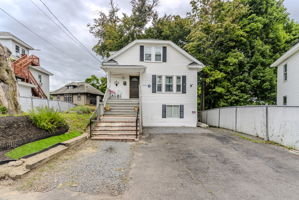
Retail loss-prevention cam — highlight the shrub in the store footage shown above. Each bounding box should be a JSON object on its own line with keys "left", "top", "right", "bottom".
{"left": 70, "top": 106, "right": 94, "bottom": 114}
{"left": 0, "top": 105, "right": 7, "bottom": 114}
{"left": 29, "top": 107, "right": 67, "bottom": 132}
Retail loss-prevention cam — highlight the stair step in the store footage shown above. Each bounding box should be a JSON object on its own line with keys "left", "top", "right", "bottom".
{"left": 92, "top": 130, "right": 138, "bottom": 135}
{"left": 94, "top": 127, "right": 138, "bottom": 131}
{"left": 110, "top": 108, "right": 136, "bottom": 111}
{"left": 91, "top": 135, "right": 138, "bottom": 141}
{"left": 97, "top": 122, "right": 136, "bottom": 127}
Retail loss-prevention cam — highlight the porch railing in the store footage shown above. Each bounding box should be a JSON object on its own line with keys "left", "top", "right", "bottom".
{"left": 135, "top": 107, "right": 139, "bottom": 139}
{"left": 138, "top": 84, "right": 143, "bottom": 134}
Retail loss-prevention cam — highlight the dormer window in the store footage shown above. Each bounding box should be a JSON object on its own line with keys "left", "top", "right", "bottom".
{"left": 144, "top": 46, "right": 152, "bottom": 61}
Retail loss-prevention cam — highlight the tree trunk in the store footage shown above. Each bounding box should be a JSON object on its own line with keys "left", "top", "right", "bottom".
{"left": 0, "top": 43, "right": 21, "bottom": 115}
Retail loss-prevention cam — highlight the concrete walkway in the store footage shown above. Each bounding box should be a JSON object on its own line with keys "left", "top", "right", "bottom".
{"left": 1, "top": 127, "right": 299, "bottom": 200}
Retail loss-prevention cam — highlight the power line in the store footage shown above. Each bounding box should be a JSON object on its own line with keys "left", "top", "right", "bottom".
{"left": 30, "top": 0, "right": 79, "bottom": 47}
{"left": 38, "top": 0, "right": 101, "bottom": 63}
{"left": 0, "top": 7, "right": 99, "bottom": 70}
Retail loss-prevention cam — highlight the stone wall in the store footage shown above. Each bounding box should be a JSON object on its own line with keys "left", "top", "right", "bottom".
{"left": 0, "top": 116, "right": 68, "bottom": 150}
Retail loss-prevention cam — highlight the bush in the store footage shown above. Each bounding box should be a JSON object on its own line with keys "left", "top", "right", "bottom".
{"left": 29, "top": 107, "right": 67, "bottom": 132}
{"left": 0, "top": 105, "right": 7, "bottom": 114}
{"left": 70, "top": 106, "right": 94, "bottom": 114}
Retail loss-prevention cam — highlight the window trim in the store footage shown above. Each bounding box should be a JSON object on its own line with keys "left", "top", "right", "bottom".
{"left": 165, "top": 76, "right": 174, "bottom": 92}
{"left": 166, "top": 105, "right": 180, "bottom": 118}
{"left": 144, "top": 46, "right": 163, "bottom": 62}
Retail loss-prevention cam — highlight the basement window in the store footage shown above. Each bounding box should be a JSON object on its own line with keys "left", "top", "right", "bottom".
{"left": 283, "top": 96, "right": 287, "bottom": 105}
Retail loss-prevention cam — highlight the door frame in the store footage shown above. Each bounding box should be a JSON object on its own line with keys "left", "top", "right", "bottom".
{"left": 129, "top": 76, "right": 140, "bottom": 98}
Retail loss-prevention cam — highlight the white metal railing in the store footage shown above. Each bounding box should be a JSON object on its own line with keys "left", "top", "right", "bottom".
{"left": 102, "top": 88, "right": 111, "bottom": 108}
{"left": 138, "top": 84, "right": 143, "bottom": 134}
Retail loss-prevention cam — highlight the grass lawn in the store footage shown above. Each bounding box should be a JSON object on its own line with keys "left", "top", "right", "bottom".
{"left": 5, "top": 111, "right": 91, "bottom": 159}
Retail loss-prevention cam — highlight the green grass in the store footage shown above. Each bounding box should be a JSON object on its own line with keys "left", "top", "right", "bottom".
{"left": 5, "top": 131, "right": 81, "bottom": 159}
{"left": 5, "top": 112, "right": 90, "bottom": 159}
{"left": 70, "top": 105, "right": 95, "bottom": 114}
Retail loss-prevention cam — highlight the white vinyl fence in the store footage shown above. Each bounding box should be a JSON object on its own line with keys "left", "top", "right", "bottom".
{"left": 200, "top": 106, "right": 299, "bottom": 150}
{"left": 19, "top": 96, "right": 75, "bottom": 112}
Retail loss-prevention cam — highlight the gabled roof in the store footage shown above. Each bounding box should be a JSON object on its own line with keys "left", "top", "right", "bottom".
{"left": 30, "top": 66, "right": 53, "bottom": 76}
{"left": 50, "top": 82, "right": 104, "bottom": 96}
{"left": 103, "top": 39, "right": 205, "bottom": 68}
{"left": 271, "top": 42, "right": 299, "bottom": 67}
{"left": 0, "top": 32, "right": 34, "bottom": 50}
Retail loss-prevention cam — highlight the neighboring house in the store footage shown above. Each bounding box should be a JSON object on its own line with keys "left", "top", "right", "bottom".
{"left": 0, "top": 32, "right": 53, "bottom": 99}
{"left": 101, "top": 39, "right": 204, "bottom": 127}
{"left": 271, "top": 42, "right": 299, "bottom": 106}
{"left": 51, "top": 82, "right": 104, "bottom": 105}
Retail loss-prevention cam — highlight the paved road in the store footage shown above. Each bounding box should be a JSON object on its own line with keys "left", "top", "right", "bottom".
{"left": 1, "top": 127, "right": 299, "bottom": 200}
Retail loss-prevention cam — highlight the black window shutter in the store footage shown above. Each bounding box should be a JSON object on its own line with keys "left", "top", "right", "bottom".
{"left": 152, "top": 75, "right": 156, "bottom": 93}
{"left": 180, "top": 105, "right": 184, "bottom": 118}
{"left": 182, "top": 75, "right": 187, "bottom": 94}
{"left": 162, "top": 104, "right": 166, "bottom": 118}
{"left": 140, "top": 45, "right": 144, "bottom": 61}
{"left": 162, "top": 46, "right": 167, "bottom": 62}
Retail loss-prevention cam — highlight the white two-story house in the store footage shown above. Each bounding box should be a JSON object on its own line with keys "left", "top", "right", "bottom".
{"left": 271, "top": 42, "right": 299, "bottom": 106}
{"left": 0, "top": 32, "right": 52, "bottom": 98}
{"left": 100, "top": 39, "right": 204, "bottom": 129}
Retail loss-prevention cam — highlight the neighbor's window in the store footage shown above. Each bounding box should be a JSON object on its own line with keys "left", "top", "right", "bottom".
{"left": 157, "top": 75, "right": 163, "bottom": 92}
{"left": 283, "top": 64, "right": 287, "bottom": 81}
{"left": 166, "top": 105, "right": 180, "bottom": 118}
{"left": 21, "top": 49, "right": 25, "bottom": 55}
{"left": 176, "top": 76, "right": 182, "bottom": 92}
{"left": 57, "top": 96, "right": 60, "bottom": 100}
{"left": 165, "top": 76, "right": 173, "bottom": 92}
{"left": 38, "top": 74, "right": 42, "bottom": 85}
{"left": 15, "top": 45, "right": 20, "bottom": 53}
{"left": 283, "top": 96, "right": 287, "bottom": 105}
{"left": 144, "top": 46, "right": 152, "bottom": 61}
{"left": 77, "top": 95, "right": 81, "bottom": 101}
{"left": 154, "top": 46, "right": 162, "bottom": 61}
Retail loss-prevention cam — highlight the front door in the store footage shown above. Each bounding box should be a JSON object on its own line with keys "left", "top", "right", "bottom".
{"left": 130, "top": 76, "right": 139, "bottom": 98}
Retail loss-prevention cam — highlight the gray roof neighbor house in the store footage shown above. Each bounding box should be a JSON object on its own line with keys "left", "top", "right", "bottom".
{"left": 51, "top": 82, "right": 104, "bottom": 96}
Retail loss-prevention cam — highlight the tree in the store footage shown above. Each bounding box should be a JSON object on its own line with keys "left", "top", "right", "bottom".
{"left": 186, "top": 0, "right": 299, "bottom": 109}
{"left": 85, "top": 75, "right": 107, "bottom": 93}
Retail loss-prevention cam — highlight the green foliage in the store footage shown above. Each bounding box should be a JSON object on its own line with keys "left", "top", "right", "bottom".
{"left": 6, "top": 111, "right": 91, "bottom": 159}
{"left": 0, "top": 105, "right": 7, "bottom": 114}
{"left": 5, "top": 131, "right": 81, "bottom": 159}
{"left": 70, "top": 106, "right": 94, "bottom": 114}
{"left": 29, "top": 107, "right": 67, "bottom": 132}
{"left": 85, "top": 75, "right": 107, "bottom": 93}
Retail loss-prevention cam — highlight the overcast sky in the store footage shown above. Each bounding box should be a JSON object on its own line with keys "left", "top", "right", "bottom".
{"left": 0, "top": 0, "right": 298, "bottom": 91}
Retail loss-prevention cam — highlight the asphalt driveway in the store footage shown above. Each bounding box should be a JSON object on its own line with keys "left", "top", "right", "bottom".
{"left": 1, "top": 127, "right": 299, "bottom": 200}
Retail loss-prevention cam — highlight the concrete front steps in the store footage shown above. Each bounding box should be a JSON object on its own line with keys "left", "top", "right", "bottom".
{"left": 91, "top": 99, "right": 140, "bottom": 141}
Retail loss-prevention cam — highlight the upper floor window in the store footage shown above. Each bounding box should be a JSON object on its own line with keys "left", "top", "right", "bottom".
{"left": 15, "top": 45, "right": 20, "bottom": 53}
{"left": 157, "top": 75, "right": 162, "bottom": 92}
{"left": 165, "top": 76, "right": 173, "bottom": 92}
{"left": 38, "top": 74, "right": 42, "bottom": 85}
{"left": 283, "top": 64, "right": 287, "bottom": 81}
{"left": 144, "top": 46, "right": 163, "bottom": 62}
{"left": 144, "top": 46, "right": 152, "bottom": 61}
{"left": 154, "top": 46, "right": 162, "bottom": 61}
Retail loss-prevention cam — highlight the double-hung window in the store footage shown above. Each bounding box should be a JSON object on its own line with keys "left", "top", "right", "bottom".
{"left": 165, "top": 76, "right": 173, "bottom": 92}
{"left": 157, "top": 75, "right": 163, "bottom": 92}
{"left": 154, "top": 46, "right": 162, "bottom": 62}
{"left": 176, "top": 76, "right": 182, "bottom": 92}
{"left": 15, "top": 45, "right": 20, "bottom": 53}
{"left": 144, "top": 46, "right": 152, "bottom": 61}
{"left": 166, "top": 105, "right": 180, "bottom": 118}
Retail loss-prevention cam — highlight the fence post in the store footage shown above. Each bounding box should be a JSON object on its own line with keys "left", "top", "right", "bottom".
{"left": 47, "top": 99, "right": 50, "bottom": 108}
{"left": 31, "top": 97, "right": 34, "bottom": 111}
{"left": 58, "top": 101, "right": 61, "bottom": 112}
{"left": 235, "top": 107, "right": 238, "bottom": 131}
{"left": 218, "top": 109, "right": 221, "bottom": 128}
{"left": 265, "top": 106, "right": 269, "bottom": 141}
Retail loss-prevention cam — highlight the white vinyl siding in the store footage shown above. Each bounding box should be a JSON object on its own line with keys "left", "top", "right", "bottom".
{"left": 166, "top": 105, "right": 180, "bottom": 118}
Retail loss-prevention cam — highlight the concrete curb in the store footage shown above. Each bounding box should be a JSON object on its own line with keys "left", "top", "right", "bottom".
{"left": 0, "top": 132, "right": 89, "bottom": 180}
